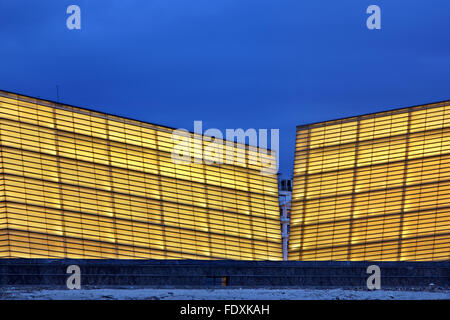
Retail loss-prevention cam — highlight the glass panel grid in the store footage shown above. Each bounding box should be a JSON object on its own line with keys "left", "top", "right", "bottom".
{"left": 0, "top": 91, "right": 282, "bottom": 260}
{"left": 290, "top": 101, "right": 450, "bottom": 261}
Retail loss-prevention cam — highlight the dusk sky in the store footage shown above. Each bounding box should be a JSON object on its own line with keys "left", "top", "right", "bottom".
{"left": 1, "top": 0, "right": 449, "bottom": 176}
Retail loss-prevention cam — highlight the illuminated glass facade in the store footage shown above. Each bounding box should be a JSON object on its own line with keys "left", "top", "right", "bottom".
{"left": 0, "top": 90, "right": 281, "bottom": 260}
{"left": 290, "top": 101, "right": 450, "bottom": 261}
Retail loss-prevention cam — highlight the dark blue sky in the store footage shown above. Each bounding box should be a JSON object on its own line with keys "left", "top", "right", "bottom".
{"left": 1, "top": 0, "right": 449, "bottom": 176}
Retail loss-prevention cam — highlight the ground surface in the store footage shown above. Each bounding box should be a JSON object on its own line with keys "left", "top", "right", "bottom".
{"left": 1, "top": 287, "right": 449, "bottom": 300}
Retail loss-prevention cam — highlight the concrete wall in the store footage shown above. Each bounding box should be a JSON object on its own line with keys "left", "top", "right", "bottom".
{"left": 0, "top": 259, "right": 448, "bottom": 289}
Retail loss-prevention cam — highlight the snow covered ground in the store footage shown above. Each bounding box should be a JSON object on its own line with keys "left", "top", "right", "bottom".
{"left": 1, "top": 288, "right": 449, "bottom": 300}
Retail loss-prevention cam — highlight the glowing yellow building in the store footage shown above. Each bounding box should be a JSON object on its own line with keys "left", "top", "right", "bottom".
{"left": 0, "top": 90, "right": 281, "bottom": 260}
{"left": 290, "top": 101, "right": 450, "bottom": 261}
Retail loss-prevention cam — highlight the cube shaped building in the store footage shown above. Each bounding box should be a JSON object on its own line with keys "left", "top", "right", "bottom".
{"left": 0, "top": 90, "right": 281, "bottom": 260}
{"left": 290, "top": 101, "right": 450, "bottom": 261}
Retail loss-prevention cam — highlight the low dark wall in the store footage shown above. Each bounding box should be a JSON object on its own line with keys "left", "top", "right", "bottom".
{"left": 0, "top": 259, "right": 448, "bottom": 289}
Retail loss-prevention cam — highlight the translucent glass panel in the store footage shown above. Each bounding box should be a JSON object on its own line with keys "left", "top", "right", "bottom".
{"left": 0, "top": 91, "right": 281, "bottom": 260}
{"left": 290, "top": 102, "right": 450, "bottom": 261}
{"left": 0, "top": 94, "right": 277, "bottom": 174}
